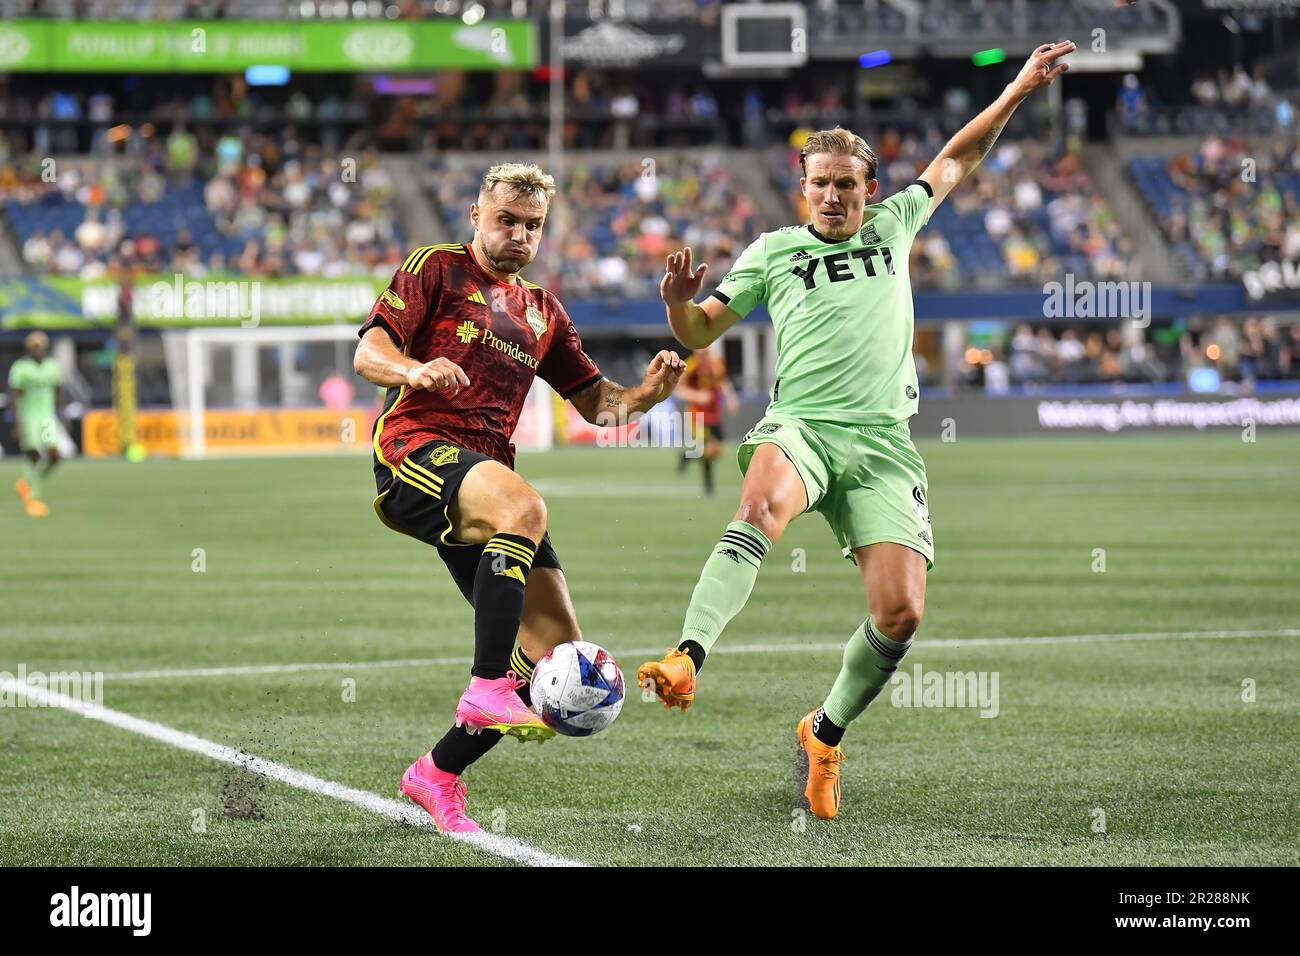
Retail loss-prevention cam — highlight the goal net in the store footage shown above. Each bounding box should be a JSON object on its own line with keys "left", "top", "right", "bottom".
{"left": 160, "top": 325, "right": 554, "bottom": 459}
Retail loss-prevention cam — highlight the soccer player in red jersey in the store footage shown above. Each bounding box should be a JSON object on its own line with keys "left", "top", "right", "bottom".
{"left": 675, "top": 347, "right": 738, "bottom": 496}
{"left": 353, "top": 163, "right": 684, "bottom": 833}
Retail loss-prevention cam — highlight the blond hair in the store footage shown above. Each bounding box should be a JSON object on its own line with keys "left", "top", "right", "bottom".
{"left": 798, "top": 128, "right": 878, "bottom": 183}
{"left": 479, "top": 162, "right": 556, "bottom": 207}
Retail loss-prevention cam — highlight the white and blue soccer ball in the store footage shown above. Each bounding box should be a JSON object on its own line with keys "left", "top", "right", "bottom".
{"left": 530, "top": 640, "right": 625, "bottom": 737}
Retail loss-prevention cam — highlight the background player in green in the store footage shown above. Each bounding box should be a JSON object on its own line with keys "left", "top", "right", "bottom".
{"left": 8, "top": 331, "right": 63, "bottom": 518}
{"left": 639, "top": 40, "right": 1077, "bottom": 819}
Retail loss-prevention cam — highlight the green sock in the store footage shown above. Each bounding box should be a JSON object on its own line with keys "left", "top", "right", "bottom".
{"left": 821, "top": 618, "right": 912, "bottom": 729}
{"left": 24, "top": 458, "right": 43, "bottom": 500}
{"left": 680, "top": 520, "right": 772, "bottom": 655}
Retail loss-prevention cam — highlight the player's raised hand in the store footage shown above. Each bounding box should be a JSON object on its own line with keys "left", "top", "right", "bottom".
{"left": 406, "top": 357, "right": 470, "bottom": 395}
{"left": 1009, "top": 40, "right": 1075, "bottom": 100}
{"left": 660, "top": 247, "right": 709, "bottom": 308}
{"left": 641, "top": 349, "right": 687, "bottom": 403}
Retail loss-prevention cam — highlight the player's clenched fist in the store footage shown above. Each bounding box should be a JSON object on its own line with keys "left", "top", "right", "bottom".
{"left": 406, "top": 357, "right": 470, "bottom": 395}
{"left": 642, "top": 349, "right": 687, "bottom": 402}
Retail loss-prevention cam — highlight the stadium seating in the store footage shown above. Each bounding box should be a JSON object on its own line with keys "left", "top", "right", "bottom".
{"left": 3, "top": 139, "right": 405, "bottom": 276}
{"left": 1128, "top": 138, "right": 1300, "bottom": 280}
{"left": 422, "top": 153, "right": 763, "bottom": 299}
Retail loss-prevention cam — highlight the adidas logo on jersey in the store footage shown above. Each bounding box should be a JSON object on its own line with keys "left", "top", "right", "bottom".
{"left": 789, "top": 250, "right": 812, "bottom": 262}
{"left": 467, "top": 288, "right": 486, "bottom": 305}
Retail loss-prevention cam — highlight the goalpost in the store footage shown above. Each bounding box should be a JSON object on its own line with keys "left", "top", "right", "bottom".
{"left": 161, "top": 325, "right": 554, "bottom": 459}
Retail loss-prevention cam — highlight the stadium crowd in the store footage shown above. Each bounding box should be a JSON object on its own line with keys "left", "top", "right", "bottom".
{"left": 1117, "top": 68, "right": 1297, "bottom": 136}
{"left": 963, "top": 316, "right": 1300, "bottom": 391}
{"left": 1153, "top": 135, "right": 1300, "bottom": 281}
{"left": 422, "top": 151, "right": 762, "bottom": 300}
{"left": 3, "top": 128, "right": 405, "bottom": 278}
{"left": 772, "top": 130, "right": 1137, "bottom": 290}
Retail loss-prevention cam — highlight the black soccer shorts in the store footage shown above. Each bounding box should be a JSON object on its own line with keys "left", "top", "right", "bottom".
{"left": 372, "top": 439, "right": 561, "bottom": 604}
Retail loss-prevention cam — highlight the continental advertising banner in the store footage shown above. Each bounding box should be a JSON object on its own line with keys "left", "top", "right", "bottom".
{"left": 0, "top": 19, "right": 534, "bottom": 72}
{"left": 81, "top": 407, "right": 379, "bottom": 457}
{"left": 0, "top": 275, "right": 387, "bottom": 329}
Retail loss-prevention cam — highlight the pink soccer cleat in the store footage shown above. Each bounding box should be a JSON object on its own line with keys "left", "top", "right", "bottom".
{"left": 399, "top": 753, "right": 482, "bottom": 834}
{"left": 454, "top": 671, "right": 555, "bottom": 743}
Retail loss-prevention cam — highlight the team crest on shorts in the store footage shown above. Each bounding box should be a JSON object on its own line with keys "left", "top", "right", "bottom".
{"left": 912, "top": 485, "right": 931, "bottom": 525}
{"left": 428, "top": 445, "right": 460, "bottom": 467}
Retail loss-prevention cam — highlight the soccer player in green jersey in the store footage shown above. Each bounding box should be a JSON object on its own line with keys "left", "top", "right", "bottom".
{"left": 8, "top": 331, "right": 63, "bottom": 518}
{"left": 639, "top": 40, "right": 1076, "bottom": 819}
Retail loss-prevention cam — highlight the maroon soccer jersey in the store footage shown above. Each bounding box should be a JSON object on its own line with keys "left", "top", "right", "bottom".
{"left": 358, "top": 242, "right": 601, "bottom": 470}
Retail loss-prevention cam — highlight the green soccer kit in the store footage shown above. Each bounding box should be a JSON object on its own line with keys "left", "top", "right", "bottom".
{"left": 713, "top": 180, "right": 935, "bottom": 567}
{"left": 8, "top": 355, "right": 61, "bottom": 451}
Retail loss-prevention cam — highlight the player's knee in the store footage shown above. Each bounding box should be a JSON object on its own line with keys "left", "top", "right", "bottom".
{"left": 734, "top": 493, "right": 787, "bottom": 542}
{"left": 875, "top": 600, "right": 923, "bottom": 641}
{"left": 504, "top": 492, "right": 547, "bottom": 541}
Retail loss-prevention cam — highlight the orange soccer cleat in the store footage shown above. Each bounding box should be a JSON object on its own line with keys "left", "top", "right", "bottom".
{"left": 15, "top": 478, "right": 32, "bottom": 503}
{"left": 637, "top": 647, "right": 697, "bottom": 712}
{"left": 24, "top": 498, "right": 48, "bottom": 518}
{"left": 796, "top": 710, "right": 846, "bottom": 820}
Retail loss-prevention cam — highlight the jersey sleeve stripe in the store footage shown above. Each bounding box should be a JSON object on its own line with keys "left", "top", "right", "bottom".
{"left": 371, "top": 342, "right": 413, "bottom": 474}
{"left": 709, "top": 290, "right": 732, "bottom": 305}
{"left": 910, "top": 179, "right": 934, "bottom": 198}
{"left": 408, "top": 246, "right": 442, "bottom": 275}
{"left": 400, "top": 243, "right": 462, "bottom": 275}
{"left": 557, "top": 370, "right": 602, "bottom": 399}
{"left": 401, "top": 245, "right": 435, "bottom": 272}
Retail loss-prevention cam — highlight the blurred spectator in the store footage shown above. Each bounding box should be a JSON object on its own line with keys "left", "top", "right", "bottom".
{"left": 422, "top": 152, "right": 761, "bottom": 300}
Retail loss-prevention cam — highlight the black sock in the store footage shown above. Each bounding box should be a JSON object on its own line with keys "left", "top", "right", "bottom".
{"left": 676, "top": 639, "right": 706, "bottom": 674}
{"left": 702, "top": 458, "right": 714, "bottom": 494}
{"left": 509, "top": 645, "right": 536, "bottom": 708}
{"left": 471, "top": 534, "right": 536, "bottom": 679}
{"left": 811, "top": 706, "right": 845, "bottom": 747}
{"left": 431, "top": 726, "right": 503, "bottom": 776}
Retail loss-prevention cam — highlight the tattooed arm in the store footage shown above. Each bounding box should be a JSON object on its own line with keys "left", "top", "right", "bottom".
{"left": 567, "top": 349, "right": 686, "bottom": 425}
{"left": 918, "top": 39, "right": 1075, "bottom": 214}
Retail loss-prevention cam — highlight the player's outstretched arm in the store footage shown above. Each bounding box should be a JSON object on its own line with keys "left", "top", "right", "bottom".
{"left": 662, "top": 247, "right": 743, "bottom": 349}
{"left": 918, "top": 39, "right": 1075, "bottom": 215}
{"left": 568, "top": 350, "right": 686, "bottom": 425}
{"left": 353, "top": 326, "right": 470, "bottom": 396}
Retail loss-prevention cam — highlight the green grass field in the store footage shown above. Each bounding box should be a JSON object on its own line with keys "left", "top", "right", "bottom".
{"left": 1, "top": 435, "right": 1297, "bottom": 866}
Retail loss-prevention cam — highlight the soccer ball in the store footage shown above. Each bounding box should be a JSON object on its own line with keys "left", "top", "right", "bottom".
{"left": 530, "top": 641, "right": 625, "bottom": 737}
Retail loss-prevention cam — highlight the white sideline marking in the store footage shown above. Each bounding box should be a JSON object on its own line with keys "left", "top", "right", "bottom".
{"left": 99, "top": 629, "right": 1300, "bottom": 682}
{"left": 0, "top": 676, "right": 586, "bottom": 869}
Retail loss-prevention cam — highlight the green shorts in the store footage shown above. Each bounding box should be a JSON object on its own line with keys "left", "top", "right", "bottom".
{"left": 18, "top": 414, "right": 58, "bottom": 451}
{"left": 737, "top": 414, "right": 934, "bottom": 569}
